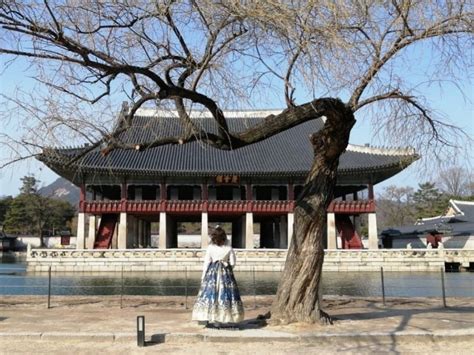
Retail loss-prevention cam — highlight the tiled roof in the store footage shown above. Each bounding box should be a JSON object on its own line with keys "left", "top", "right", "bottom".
{"left": 38, "top": 112, "right": 418, "bottom": 178}
{"left": 451, "top": 200, "right": 474, "bottom": 222}
{"left": 382, "top": 221, "right": 474, "bottom": 237}
{"left": 383, "top": 199, "right": 474, "bottom": 237}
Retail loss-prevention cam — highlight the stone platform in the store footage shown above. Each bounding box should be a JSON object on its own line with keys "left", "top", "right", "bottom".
{"left": 26, "top": 248, "right": 474, "bottom": 272}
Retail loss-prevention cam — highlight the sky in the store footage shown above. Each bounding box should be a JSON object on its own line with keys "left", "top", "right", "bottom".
{"left": 0, "top": 48, "right": 473, "bottom": 198}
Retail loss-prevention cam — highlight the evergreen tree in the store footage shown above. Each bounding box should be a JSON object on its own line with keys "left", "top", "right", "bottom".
{"left": 0, "top": 196, "right": 13, "bottom": 226}
{"left": 4, "top": 176, "right": 76, "bottom": 245}
{"left": 19, "top": 176, "right": 39, "bottom": 195}
{"left": 43, "top": 199, "right": 75, "bottom": 233}
{"left": 412, "top": 182, "right": 447, "bottom": 219}
{"left": 4, "top": 176, "right": 45, "bottom": 240}
{"left": 3, "top": 194, "right": 32, "bottom": 235}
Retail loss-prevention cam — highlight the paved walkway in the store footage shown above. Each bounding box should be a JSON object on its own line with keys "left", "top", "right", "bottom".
{"left": 0, "top": 295, "right": 473, "bottom": 354}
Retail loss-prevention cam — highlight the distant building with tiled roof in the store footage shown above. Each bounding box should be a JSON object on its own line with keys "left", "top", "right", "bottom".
{"left": 381, "top": 200, "right": 474, "bottom": 249}
{"left": 37, "top": 109, "right": 418, "bottom": 251}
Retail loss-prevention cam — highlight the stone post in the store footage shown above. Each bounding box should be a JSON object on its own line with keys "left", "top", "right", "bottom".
{"left": 118, "top": 212, "right": 127, "bottom": 249}
{"left": 138, "top": 219, "right": 143, "bottom": 247}
{"left": 368, "top": 213, "right": 379, "bottom": 249}
{"left": 87, "top": 214, "right": 96, "bottom": 249}
{"left": 287, "top": 212, "right": 294, "bottom": 248}
{"left": 201, "top": 212, "right": 209, "bottom": 249}
{"left": 76, "top": 212, "right": 86, "bottom": 249}
{"left": 327, "top": 212, "right": 337, "bottom": 249}
{"left": 159, "top": 212, "right": 167, "bottom": 249}
{"left": 245, "top": 212, "right": 254, "bottom": 249}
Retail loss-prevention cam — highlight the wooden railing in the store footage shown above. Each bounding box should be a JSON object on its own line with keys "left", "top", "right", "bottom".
{"left": 81, "top": 199, "right": 295, "bottom": 214}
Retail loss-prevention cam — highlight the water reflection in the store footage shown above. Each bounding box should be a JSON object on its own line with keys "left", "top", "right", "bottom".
{"left": 1, "top": 269, "right": 472, "bottom": 297}
{"left": 1, "top": 256, "right": 472, "bottom": 297}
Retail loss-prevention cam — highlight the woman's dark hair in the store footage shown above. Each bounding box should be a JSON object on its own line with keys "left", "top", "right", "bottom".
{"left": 210, "top": 227, "right": 227, "bottom": 246}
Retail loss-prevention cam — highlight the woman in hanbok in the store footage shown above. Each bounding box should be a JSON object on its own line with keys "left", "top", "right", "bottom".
{"left": 192, "top": 226, "right": 244, "bottom": 327}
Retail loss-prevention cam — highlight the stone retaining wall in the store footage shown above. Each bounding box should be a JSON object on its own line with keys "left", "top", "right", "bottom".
{"left": 26, "top": 248, "right": 474, "bottom": 272}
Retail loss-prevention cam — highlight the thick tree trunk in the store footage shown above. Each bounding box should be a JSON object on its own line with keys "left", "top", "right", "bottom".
{"left": 270, "top": 98, "right": 355, "bottom": 324}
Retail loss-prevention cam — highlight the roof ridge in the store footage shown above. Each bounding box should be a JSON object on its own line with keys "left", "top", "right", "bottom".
{"left": 450, "top": 199, "right": 474, "bottom": 218}
{"left": 134, "top": 108, "right": 283, "bottom": 118}
{"left": 450, "top": 199, "right": 474, "bottom": 206}
{"left": 415, "top": 215, "right": 446, "bottom": 224}
{"left": 346, "top": 143, "right": 416, "bottom": 156}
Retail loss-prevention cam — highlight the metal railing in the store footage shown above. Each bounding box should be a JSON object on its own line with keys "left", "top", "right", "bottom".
{"left": 0, "top": 266, "right": 472, "bottom": 309}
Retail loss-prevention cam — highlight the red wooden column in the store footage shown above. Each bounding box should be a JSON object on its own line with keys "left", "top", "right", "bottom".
{"left": 368, "top": 183, "right": 374, "bottom": 200}
{"left": 120, "top": 182, "right": 127, "bottom": 212}
{"left": 244, "top": 182, "right": 254, "bottom": 248}
{"left": 367, "top": 182, "right": 378, "bottom": 249}
{"left": 160, "top": 182, "right": 167, "bottom": 211}
{"left": 352, "top": 191, "right": 359, "bottom": 232}
{"left": 201, "top": 183, "right": 209, "bottom": 211}
{"left": 287, "top": 181, "right": 295, "bottom": 247}
{"left": 245, "top": 182, "right": 253, "bottom": 209}
{"left": 77, "top": 183, "right": 87, "bottom": 249}
{"left": 201, "top": 182, "right": 209, "bottom": 248}
{"left": 288, "top": 182, "right": 294, "bottom": 200}
{"left": 159, "top": 180, "right": 168, "bottom": 249}
{"left": 79, "top": 184, "right": 86, "bottom": 212}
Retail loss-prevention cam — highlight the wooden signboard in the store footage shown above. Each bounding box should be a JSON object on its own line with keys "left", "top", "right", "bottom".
{"left": 215, "top": 175, "right": 240, "bottom": 184}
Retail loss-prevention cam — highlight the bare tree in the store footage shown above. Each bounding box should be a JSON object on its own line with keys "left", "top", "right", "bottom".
{"left": 437, "top": 166, "right": 471, "bottom": 197}
{"left": 377, "top": 185, "right": 416, "bottom": 228}
{"left": 0, "top": 1, "right": 472, "bottom": 324}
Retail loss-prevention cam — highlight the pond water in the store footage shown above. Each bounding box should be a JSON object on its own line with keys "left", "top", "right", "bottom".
{"left": 1, "top": 254, "right": 472, "bottom": 297}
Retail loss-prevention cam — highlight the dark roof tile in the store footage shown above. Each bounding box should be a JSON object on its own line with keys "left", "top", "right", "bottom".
{"left": 39, "top": 113, "right": 418, "bottom": 178}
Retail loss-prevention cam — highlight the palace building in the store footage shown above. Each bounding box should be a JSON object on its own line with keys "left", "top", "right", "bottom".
{"left": 38, "top": 109, "right": 418, "bottom": 251}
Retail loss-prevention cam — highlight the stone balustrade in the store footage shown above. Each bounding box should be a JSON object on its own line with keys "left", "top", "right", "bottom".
{"left": 26, "top": 248, "right": 474, "bottom": 272}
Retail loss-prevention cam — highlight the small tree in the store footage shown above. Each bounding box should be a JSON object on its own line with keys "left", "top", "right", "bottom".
{"left": 4, "top": 176, "right": 75, "bottom": 244}
{"left": 413, "top": 182, "right": 447, "bottom": 219}
{"left": 19, "top": 176, "right": 39, "bottom": 195}
{"left": 4, "top": 176, "right": 46, "bottom": 243}
{"left": 3, "top": 195, "right": 30, "bottom": 234}
{"left": 437, "top": 166, "right": 471, "bottom": 198}
{"left": 0, "top": 196, "right": 13, "bottom": 226}
{"left": 43, "top": 199, "right": 75, "bottom": 234}
{"left": 377, "top": 186, "right": 416, "bottom": 228}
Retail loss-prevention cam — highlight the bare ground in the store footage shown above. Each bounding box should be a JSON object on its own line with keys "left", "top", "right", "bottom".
{"left": 0, "top": 295, "right": 473, "bottom": 354}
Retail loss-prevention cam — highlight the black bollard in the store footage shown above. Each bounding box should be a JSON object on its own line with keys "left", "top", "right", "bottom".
{"left": 440, "top": 267, "right": 447, "bottom": 308}
{"left": 120, "top": 265, "right": 124, "bottom": 309}
{"left": 47, "top": 266, "right": 52, "bottom": 309}
{"left": 137, "top": 315, "right": 145, "bottom": 347}
{"left": 253, "top": 266, "right": 257, "bottom": 309}
{"left": 380, "top": 266, "right": 386, "bottom": 306}
{"left": 185, "top": 266, "right": 188, "bottom": 309}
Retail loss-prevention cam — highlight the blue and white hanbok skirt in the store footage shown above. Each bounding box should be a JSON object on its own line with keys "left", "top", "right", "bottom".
{"left": 192, "top": 261, "right": 244, "bottom": 323}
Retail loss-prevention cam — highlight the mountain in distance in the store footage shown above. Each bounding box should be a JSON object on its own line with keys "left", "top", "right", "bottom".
{"left": 39, "top": 177, "right": 79, "bottom": 206}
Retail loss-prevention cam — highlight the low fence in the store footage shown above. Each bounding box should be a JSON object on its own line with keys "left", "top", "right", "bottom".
{"left": 1, "top": 266, "right": 472, "bottom": 310}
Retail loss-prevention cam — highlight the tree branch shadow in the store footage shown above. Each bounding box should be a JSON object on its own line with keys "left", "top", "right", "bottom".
{"left": 334, "top": 301, "right": 474, "bottom": 354}
{"left": 144, "top": 316, "right": 268, "bottom": 347}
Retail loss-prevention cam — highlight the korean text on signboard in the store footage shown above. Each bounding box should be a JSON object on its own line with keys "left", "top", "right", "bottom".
{"left": 215, "top": 175, "right": 240, "bottom": 184}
